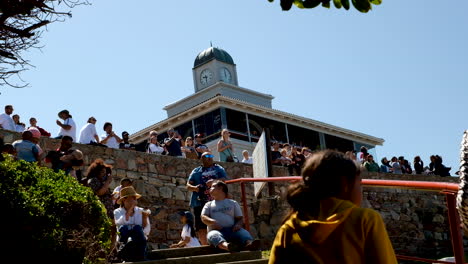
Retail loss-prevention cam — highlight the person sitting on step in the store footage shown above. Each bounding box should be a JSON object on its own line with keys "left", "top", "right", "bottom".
{"left": 114, "top": 186, "right": 151, "bottom": 262}
{"left": 201, "top": 180, "right": 259, "bottom": 252}
{"left": 170, "top": 211, "right": 201, "bottom": 248}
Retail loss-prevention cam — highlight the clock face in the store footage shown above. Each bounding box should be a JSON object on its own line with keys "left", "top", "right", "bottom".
{"left": 200, "top": 69, "right": 213, "bottom": 85}
{"left": 220, "top": 67, "right": 232, "bottom": 83}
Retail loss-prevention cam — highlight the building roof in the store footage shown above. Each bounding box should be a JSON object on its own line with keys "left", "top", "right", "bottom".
{"left": 130, "top": 95, "right": 385, "bottom": 147}
{"left": 194, "top": 47, "right": 235, "bottom": 68}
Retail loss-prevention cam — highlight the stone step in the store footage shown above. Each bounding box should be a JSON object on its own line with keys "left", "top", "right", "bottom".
{"left": 148, "top": 246, "right": 223, "bottom": 260}
{"left": 218, "top": 258, "right": 269, "bottom": 264}
{"left": 120, "top": 251, "right": 262, "bottom": 264}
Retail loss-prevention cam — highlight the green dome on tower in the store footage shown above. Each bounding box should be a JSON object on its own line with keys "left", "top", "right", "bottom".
{"left": 194, "top": 47, "right": 234, "bottom": 68}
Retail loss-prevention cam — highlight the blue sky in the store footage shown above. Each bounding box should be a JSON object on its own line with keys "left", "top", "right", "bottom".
{"left": 2, "top": 0, "right": 467, "bottom": 174}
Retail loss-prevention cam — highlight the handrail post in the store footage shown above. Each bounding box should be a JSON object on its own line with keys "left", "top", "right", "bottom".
{"left": 241, "top": 182, "right": 250, "bottom": 231}
{"left": 445, "top": 193, "right": 465, "bottom": 264}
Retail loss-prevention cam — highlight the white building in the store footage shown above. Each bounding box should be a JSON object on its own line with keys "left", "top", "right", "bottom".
{"left": 130, "top": 46, "right": 384, "bottom": 160}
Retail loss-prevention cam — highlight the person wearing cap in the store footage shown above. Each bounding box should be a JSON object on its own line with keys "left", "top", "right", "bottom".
{"left": 114, "top": 186, "right": 151, "bottom": 262}
{"left": 119, "top": 131, "right": 136, "bottom": 150}
{"left": 28, "top": 127, "right": 44, "bottom": 165}
{"left": 56, "top": 109, "right": 77, "bottom": 142}
{"left": 170, "top": 211, "right": 201, "bottom": 248}
{"left": 186, "top": 152, "right": 228, "bottom": 245}
{"left": 78, "top": 117, "right": 100, "bottom": 145}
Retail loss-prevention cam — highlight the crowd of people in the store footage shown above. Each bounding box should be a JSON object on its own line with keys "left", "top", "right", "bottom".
{"left": 0, "top": 103, "right": 453, "bottom": 263}
{"left": 346, "top": 146, "right": 452, "bottom": 177}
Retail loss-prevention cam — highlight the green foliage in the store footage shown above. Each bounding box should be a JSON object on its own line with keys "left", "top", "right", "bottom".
{"left": 270, "top": 0, "right": 381, "bottom": 12}
{"left": 0, "top": 155, "right": 111, "bottom": 264}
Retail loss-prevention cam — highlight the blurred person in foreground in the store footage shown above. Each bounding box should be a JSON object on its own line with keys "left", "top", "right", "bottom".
{"left": 268, "top": 150, "right": 397, "bottom": 264}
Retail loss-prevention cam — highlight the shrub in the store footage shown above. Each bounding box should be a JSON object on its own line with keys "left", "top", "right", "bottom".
{"left": 0, "top": 155, "right": 111, "bottom": 264}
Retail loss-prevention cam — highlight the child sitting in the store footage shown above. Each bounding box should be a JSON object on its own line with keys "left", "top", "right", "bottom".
{"left": 170, "top": 211, "right": 201, "bottom": 248}
{"left": 112, "top": 178, "right": 133, "bottom": 209}
{"left": 268, "top": 150, "right": 397, "bottom": 264}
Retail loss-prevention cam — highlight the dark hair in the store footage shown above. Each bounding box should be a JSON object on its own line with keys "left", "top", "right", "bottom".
{"left": 120, "top": 178, "right": 132, "bottom": 185}
{"left": 5, "top": 105, "right": 12, "bottom": 110}
{"left": 86, "top": 158, "right": 112, "bottom": 179}
{"left": 1, "top": 143, "right": 14, "bottom": 153}
{"left": 213, "top": 180, "right": 228, "bottom": 195}
{"left": 22, "top": 130, "right": 33, "bottom": 140}
{"left": 178, "top": 211, "right": 196, "bottom": 238}
{"left": 58, "top": 110, "right": 71, "bottom": 118}
{"left": 103, "top": 122, "right": 112, "bottom": 130}
{"left": 285, "top": 150, "right": 360, "bottom": 220}
{"left": 61, "top": 135, "right": 73, "bottom": 142}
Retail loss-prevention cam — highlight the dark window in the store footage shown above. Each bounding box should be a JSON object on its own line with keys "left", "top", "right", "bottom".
{"left": 175, "top": 121, "right": 193, "bottom": 140}
{"left": 194, "top": 109, "right": 222, "bottom": 142}
{"left": 287, "top": 125, "right": 321, "bottom": 150}
{"left": 324, "top": 134, "right": 354, "bottom": 152}
{"left": 225, "top": 108, "right": 249, "bottom": 141}
{"left": 247, "top": 114, "right": 287, "bottom": 143}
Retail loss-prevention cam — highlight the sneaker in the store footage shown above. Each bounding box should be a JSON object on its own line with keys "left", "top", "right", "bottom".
{"left": 227, "top": 242, "right": 242, "bottom": 252}
{"left": 244, "top": 239, "right": 260, "bottom": 251}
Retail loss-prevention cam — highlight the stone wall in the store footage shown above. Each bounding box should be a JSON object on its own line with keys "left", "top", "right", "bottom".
{"left": 1, "top": 130, "right": 464, "bottom": 259}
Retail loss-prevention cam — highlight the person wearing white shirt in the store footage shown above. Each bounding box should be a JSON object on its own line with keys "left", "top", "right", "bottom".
{"left": 100, "top": 122, "right": 122, "bottom": 149}
{"left": 114, "top": 186, "right": 150, "bottom": 261}
{"left": 0, "top": 105, "right": 16, "bottom": 131}
{"left": 78, "top": 117, "right": 100, "bottom": 144}
{"left": 12, "top": 114, "right": 25, "bottom": 132}
{"left": 56, "top": 109, "right": 76, "bottom": 142}
{"left": 241, "top": 150, "right": 253, "bottom": 164}
{"left": 170, "top": 211, "right": 201, "bottom": 248}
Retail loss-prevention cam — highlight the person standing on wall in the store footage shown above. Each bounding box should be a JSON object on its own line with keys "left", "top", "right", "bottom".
{"left": 163, "top": 128, "right": 183, "bottom": 157}
{"left": 56, "top": 109, "right": 77, "bottom": 142}
{"left": 217, "top": 129, "right": 234, "bottom": 162}
{"left": 101, "top": 122, "right": 122, "bottom": 149}
{"left": 0, "top": 105, "right": 16, "bottom": 131}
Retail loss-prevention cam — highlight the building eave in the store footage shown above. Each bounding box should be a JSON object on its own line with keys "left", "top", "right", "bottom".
{"left": 131, "top": 95, "right": 384, "bottom": 147}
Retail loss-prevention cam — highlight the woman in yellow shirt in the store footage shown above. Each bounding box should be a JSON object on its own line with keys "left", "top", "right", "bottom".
{"left": 269, "top": 150, "right": 397, "bottom": 264}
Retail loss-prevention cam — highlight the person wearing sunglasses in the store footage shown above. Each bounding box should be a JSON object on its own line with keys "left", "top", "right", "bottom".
{"left": 186, "top": 152, "right": 228, "bottom": 245}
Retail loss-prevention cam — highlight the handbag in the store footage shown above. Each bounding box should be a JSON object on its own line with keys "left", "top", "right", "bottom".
{"left": 225, "top": 145, "right": 235, "bottom": 162}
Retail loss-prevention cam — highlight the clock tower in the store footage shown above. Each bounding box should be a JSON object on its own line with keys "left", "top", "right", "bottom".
{"left": 193, "top": 46, "right": 239, "bottom": 92}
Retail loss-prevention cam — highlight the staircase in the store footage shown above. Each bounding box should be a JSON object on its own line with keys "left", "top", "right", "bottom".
{"left": 115, "top": 245, "right": 267, "bottom": 264}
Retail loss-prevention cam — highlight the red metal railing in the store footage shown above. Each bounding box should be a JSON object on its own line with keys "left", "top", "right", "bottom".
{"left": 226, "top": 177, "right": 465, "bottom": 264}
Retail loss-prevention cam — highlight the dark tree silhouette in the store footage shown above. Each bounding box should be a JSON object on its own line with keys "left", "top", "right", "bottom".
{"left": 0, "top": 0, "right": 87, "bottom": 88}
{"left": 269, "top": 0, "right": 381, "bottom": 12}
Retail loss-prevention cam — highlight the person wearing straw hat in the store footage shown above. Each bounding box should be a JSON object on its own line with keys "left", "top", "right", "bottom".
{"left": 114, "top": 186, "right": 151, "bottom": 262}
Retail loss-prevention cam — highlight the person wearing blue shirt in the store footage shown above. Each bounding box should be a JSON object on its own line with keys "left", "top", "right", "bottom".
{"left": 186, "top": 152, "right": 227, "bottom": 245}
{"left": 12, "top": 130, "right": 39, "bottom": 162}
